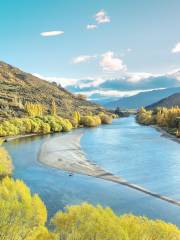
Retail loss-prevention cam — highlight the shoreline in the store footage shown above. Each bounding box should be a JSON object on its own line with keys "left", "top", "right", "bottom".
{"left": 152, "top": 125, "right": 180, "bottom": 144}
{"left": 38, "top": 130, "right": 180, "bottom": 207}
{"left": 2, "top": 133, "right": 42, "bottom": 143}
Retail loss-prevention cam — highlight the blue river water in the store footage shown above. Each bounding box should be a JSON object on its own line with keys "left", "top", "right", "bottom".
{"left": 4, "top": 116, "right": 180, "bottom": 226}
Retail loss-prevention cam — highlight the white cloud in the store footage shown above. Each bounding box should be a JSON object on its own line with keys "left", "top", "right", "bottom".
{"left": 86, "top": 24, "right": 97, "bottom": 30}
{"left": 172, "top": 42, "right": 180, "bottom": 53}
{"left": 73, "top": 55, "right": 96, "bottom": 64}
{"left": 126, "top": 72, "right": 157, "bottom": 83}
{"left": 40, "top": 31, "right": 64, "bottom": 37}
{"left": 100, "top": 51, "right": 127, "bottom": 72}
{"left": 95, "top": 10, "right": 110, "bottom": 24}
{"left": 33, "top": 73, "right": 78, "bottom": 87}
{"left": 166, "top": 68, "right": 180, "bottom": 80}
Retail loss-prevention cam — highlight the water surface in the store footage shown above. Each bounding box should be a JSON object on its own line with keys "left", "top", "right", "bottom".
{"left": 4, "top": 116, "right": 180, "bottom": 226}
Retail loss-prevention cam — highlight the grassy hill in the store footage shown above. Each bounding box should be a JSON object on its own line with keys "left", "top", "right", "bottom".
{"left": 147, "top": 92, "right": 180, "bottom": 109}
{"left": 0, "top": 61, "right": 105, "bottom": 120}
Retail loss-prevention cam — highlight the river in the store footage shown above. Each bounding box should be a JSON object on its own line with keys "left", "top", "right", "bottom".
{"left": 4, "top": 116, "right": 180, "bottom": 226}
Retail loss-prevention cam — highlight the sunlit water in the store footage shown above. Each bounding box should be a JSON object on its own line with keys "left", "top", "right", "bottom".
{"left": 4, "top": 116, "right": 180, "bottom": 226}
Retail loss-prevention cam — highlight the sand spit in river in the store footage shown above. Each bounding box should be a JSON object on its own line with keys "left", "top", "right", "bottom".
{"left": 38, "top": 130, "right": 180, "bottom": 207}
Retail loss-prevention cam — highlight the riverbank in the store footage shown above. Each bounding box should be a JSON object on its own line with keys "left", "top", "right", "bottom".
{"left": 38, "top": 130, "right": 180, "bottom": 207}
{"left": 152, "top": 125, "right": 180, "bottom": 144}
{"left": 2, "top": 133, "right": 40, "bottom": 142}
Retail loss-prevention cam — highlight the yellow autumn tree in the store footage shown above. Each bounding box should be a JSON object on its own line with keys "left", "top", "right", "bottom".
{"left": 25, "top": 102, "right": 44, "bottom": 117}
{"left": 73, "top": 111, "right": 81, "bottom": 124}
{"left": 51, "top": 99, "right": 57, "bottom": 116}
{"left": 0, "top": 146, "right": 13, "bottom": 177}
{"left": 51, "top": 203, "right": 127, "bottom": 240}
{"left": 0, "top": 177, "right": 50, "bottom": 240}
{"left": 51, "top": 203, "right": 180, "bottom": 240}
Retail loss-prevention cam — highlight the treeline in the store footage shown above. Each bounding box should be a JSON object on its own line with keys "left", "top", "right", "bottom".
{"left": 0, "top": 177, "right": 180, "bottom": 240}
{"left": 136, "top": 106, "right": 180, "bottom": 137}
{"left": 0, "top": 101, "right": 115, "bottom": 138}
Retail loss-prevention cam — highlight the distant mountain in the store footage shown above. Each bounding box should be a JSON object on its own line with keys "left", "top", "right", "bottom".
{"left": 147, "top": 93, "right": 180, "bottom": 109}
{"left": 66, "top": 71, "right": 180, "bottom": 108}
{"left": 105, "top": 87, "right": 180, "bottom": 109}
{"left": 0, "top": 61, "right": 105, "bottom": 120}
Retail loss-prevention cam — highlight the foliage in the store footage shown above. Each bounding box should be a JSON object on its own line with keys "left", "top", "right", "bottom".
{"left": 137, "top": 106, "right": 180, "bottom": 137}
{"left": 118, "top": 214, "right": 180, "bottom": 240}
{"left": 136, "top": 107, "right": 154, "bottom": 125}
{"left": 80, "top": 115, "right": 101, "bottom": 127}
{"left": 0, "top": 111, "right": 114, "bottom": 137}
{"left": 25, "top": 102, "right": 44, "bottom": 117}
{"left": 0, "top": 177, "right": 52, "bottom": 240}
{"left": 0, "top": 147, "right": 13, "bottom": 177}
{"left": 137, "top": 107, "right": 180, "bottom": 130}
{"left": 73, "top": 111, "right": 81, "bottom": 123}
{"left": 51, "top": 99, "right": 57, "bottom": 116}
{"left": 0, "top": 115, "right": 73, "bottom": 137}
{"left": 51, "top": 203, "right": 180, "bottom": 240}
{"left": 0, "top": 176, "right": 180, "bottom": 240}
{"left": 99, "top": 113, "right": 113, "bottom": 124}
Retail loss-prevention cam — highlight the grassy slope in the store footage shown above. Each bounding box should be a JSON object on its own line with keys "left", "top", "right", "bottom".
{"left": 0, "top": 61, "right": 106, "bottom": 120}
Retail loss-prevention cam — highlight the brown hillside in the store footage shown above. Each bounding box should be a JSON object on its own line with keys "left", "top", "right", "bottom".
{"left": 0, "top": 61, "right": 106, "bottom": 119}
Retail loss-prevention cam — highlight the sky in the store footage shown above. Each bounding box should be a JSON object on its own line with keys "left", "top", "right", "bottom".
{"left": 1, "top": 0, "right": 180, "bottom": 98}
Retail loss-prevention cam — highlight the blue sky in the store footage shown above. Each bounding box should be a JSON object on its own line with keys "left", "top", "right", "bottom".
{"left": 1, "top": 0, "right": 180, "bottom": 97}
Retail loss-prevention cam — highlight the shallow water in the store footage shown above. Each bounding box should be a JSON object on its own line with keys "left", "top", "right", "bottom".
{"left": 4, "top": 116, "right": 180, "bottom": 226}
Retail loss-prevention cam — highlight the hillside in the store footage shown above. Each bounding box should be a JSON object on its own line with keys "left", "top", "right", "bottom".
{"left": 0, "top": 61, "right": 105, "bottom": 120}
{"left": 146, "top": 92, "right": 180, "bottom": 109}
{"left": 105, "top": 87, "right": 180, "bottom": 109}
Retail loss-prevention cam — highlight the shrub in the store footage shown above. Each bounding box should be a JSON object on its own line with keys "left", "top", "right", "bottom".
{"left": 100, "top": 114, "right": 113, "bottom": 124}
{"left": 0, "top": 147, "right": 13, "bottom": 177}
{"left": 0, "top": 177, "right": 52, "bottom": 240}
{"left": 51, "top": 203, "right": 180, "bottom": 240}
{"left": 80, "top": 115, "right": 101, "bottom": 127}
{"left": 137, "top": 107, "right": 180, "bottom": 129}
{"left": 25, "top": 102, "right": 45, "bottom": 117}
{"left": 136, "top": 107, "right": 154, "bottom": 125}
{"left": 51, "top": 203, "right": 127, "bottom": 240}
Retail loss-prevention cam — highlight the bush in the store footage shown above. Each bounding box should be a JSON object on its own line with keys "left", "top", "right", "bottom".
{"left": 51, "top": 203, "right": 180, "bottom": 240}
{"left": 136, "top": 107, "right": 155, "bottom": 125}
{"left": 80, "top": 115, "right": 101, "bottom": 127}
{"left": 0, "top": 175, "right": 180, "bottom": 240}
{"left": 137, "top": 107, "right": 180, "bottom": 127}
{"left": 0, "top": 147, "right": 13, "bottom": 177}
{"left": 0, "top": 115, "right": 73, "bottom": 137}
{"left": 0, "top": 177, "right": 53, "bottom": 240}
{"left": 100, "top": 114, "right": 113, "bottom": 124}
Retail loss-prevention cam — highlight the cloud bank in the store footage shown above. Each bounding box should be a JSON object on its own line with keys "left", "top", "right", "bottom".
{"left": 33, "top": 69, "right": 180, "bottom": 100}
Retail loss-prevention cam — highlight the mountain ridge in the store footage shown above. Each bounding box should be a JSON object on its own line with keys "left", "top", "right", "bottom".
{"left": 105, "top": 87, "right": 180, "bottom": 109}
{"left": 146, "top": 92, "right": 180, "bottom": 109}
